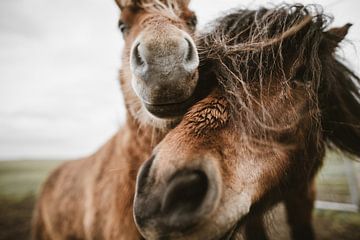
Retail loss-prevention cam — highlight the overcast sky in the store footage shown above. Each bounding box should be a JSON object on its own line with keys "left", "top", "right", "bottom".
{"left": 0, "top": 0, "right": 359, "bottom": 160}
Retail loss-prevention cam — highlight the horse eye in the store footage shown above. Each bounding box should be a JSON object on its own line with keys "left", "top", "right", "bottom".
{"left": 118, "top": 20, "right": 130, "bottom": 35}
{"left": 187, "top": 15, "right": 197, "bottom": 30}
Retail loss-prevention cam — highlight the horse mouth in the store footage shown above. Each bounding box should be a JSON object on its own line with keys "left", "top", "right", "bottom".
{"left": 219, "top": 223, "right": 240, "bottom": 240}
{"left": 144, "top": 94, "right": 199, "bottom": 118}
{"left": 144, "top": 77, "right": 214, "bottom": 118}
{"left": 217, "top": 216, "right": 247, "bottom": 240}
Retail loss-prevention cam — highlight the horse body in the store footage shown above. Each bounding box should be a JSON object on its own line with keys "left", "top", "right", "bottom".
{"left": 32, "top": 117, "right": 161, "bottom": 239}
{"left": 32, "top": 0, "right": 199, "bottom": 239}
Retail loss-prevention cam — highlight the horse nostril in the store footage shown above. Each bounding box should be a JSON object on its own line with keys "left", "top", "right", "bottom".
{"left": 185, "top": 38, "right": 194, "bottom": 62}
{"left": 183, "top": 37, "right": 199, "bottom": 73}
{"left": 133, "top": 43, "right": 145, "bottom": 67}
{"left": 136, "top": 156, "right": 155, "bottom": 194}
{"left": 134, "top": 164, "right": 221, "bottom": 234}
{"left": 161, "top": 170, "right": 208, "bottom": 219}
{"left": 130, "top": 34, "right": 200, "bottom": 107}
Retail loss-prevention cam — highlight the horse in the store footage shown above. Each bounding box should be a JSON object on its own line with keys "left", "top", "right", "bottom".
{"left": 133, "top": 5, "right": 360, "bottom": 240}
{"left": 31, "top": 1, "right": 206, "bottom": 239}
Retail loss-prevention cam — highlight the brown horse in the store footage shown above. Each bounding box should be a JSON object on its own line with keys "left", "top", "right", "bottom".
{"left": 134, "top": 5, "right": 360, "bottom": 240}
{"left": 31, "top": 0, "right": 204, "bottom": 239}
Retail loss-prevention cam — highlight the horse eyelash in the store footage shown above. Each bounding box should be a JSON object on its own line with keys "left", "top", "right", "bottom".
{"left": 187, "top": 15, "right": 197, "bottom": 28}
{"left": 118, "top": 20, "right": 130, "bottom": 34}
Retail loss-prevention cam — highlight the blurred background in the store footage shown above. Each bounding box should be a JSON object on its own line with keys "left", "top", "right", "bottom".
{"left": 0, "top": 0, "right": 359, "bottom": 239}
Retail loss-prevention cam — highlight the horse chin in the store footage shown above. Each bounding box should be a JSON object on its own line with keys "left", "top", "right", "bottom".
{"left": 138, "top": 71, "right": 215, "bottom": 121}
{"left": 214, "top": 203, "right": 252, "bottom": 240}
{"left": 143, "top": 93, "right": 199, "bottom": 119}
{"left": 138, "top": 106, "right": 182, "bottom": 130}
{"left": 141, "top": 75, "right": 205, "bottom": 119}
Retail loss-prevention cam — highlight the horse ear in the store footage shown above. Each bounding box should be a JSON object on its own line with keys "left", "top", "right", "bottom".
{"left": 176, "top": 0, "right": 191, "bottom": 9}
{"left": 324, "top": 23, "right": 352, "bottom": 51}
{"left": 115, "top": 0, "right": 139, "bottom": 10}
{"left": 114, "top": 0, "right": 125, "bottom": 10}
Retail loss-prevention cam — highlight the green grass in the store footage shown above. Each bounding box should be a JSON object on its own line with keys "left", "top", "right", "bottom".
{"left": 313, "top": 209, "right": 360, "bottom": 240}
{"left": 0, "top": 160, "right": 63, "bottom": 198}
{"left": 0, "top": 160, "right": 63, "bottom": 240}
{"left": 0, "top": 196, "right": 35, "bottom": 240}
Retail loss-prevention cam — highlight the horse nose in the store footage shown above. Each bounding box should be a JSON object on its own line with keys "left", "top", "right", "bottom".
{"left": 135, "top": 158, "right": 224, "bottom": 238}
{"left": 183, "top": 36, "right": 199, "bottom": 72}
{"left": 134, "top": 165, "right": 220, "bottom": 235}
{"left": 161, "top": 170, "right": 208, "bottom": 225}
{"left": 130, "top": 33, "right": 199, "bottom": 105}
{"left": 132, "top": 35, "right": 198, "bottom": 75}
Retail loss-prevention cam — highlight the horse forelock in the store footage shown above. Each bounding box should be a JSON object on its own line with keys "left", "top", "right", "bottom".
{"left": 118, "top": 0, "right": 188, "bottom": 20}
{"left": 196, "top": 4, "right": 354, "bottom": 145}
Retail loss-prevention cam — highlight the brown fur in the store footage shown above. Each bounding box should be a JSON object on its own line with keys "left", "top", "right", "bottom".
{"left": 134, "top": 4, "right": 360, "bottom": 240}
{"left": 32, "top": 116, "right": 165, "bottom": 239}
{"left": 118, "top": 1, "right": 199, "bottom": 128}
{"left": 32, "top": 3, "right": 360, "bottom": 240}
{"left": 32, "top": 1, "right": 197, "bottom": 239}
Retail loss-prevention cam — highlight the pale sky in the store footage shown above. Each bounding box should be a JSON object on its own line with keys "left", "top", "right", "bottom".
{"left": 0, "top": 0, "right": 359, "bottom": 160}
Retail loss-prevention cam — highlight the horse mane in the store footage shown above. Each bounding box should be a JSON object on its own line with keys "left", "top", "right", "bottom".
{"left": 197, "top": 4, "right": 360, "bottom": 157}
{"left": 321, "top": 61, "right": 360, "bottom": 157}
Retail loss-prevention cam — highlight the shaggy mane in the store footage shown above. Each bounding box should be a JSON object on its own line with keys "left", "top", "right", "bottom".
{"left": 197, "top": 4, "right": 360, "bottom": 156}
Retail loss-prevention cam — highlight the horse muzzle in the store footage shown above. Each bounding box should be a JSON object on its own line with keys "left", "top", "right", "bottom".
{"left": 133, "top": 156, "right": 222, "bottom": 239}
{"left": 130, "top": 28, "right": 199, "bottom": 118}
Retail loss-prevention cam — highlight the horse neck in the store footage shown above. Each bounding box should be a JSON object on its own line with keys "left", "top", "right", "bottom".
{"left": 113, "top": 113, "right": 166, "bottom": 168}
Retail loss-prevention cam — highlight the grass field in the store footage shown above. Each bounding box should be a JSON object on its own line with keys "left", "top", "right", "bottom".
{"left": 0, "top": 155, "right": 359, "bottom": 240}
{"left": 0, "top": 160, "right": 63, "bottom": 197}
{"left": 0, "top": 160, "right": 63, "bottom": 240}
